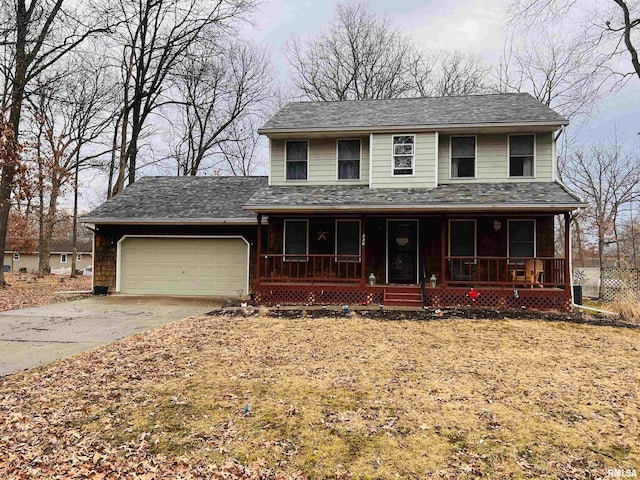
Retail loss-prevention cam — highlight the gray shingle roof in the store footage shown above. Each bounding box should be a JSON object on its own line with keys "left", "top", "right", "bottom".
{"left": 244, "top": 182, "right": 585, "bottom": 213}
{"left": 259, "top": 93, "right": 568, "bottom": 133}
{"left": 81, "top": 176, "right": 267, "bottom": 224}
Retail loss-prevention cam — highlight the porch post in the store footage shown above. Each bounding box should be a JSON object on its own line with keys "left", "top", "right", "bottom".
{"left": 256, "top": 213, "right": 262, "bottom": 287}
{"left": 361, "top": 214, "right": 367, "bottom": 286}
{"left": 564, "top": 212, "right": 570, "bottom": 291}
{"left": 440, "top": 215, "right": 447, "bottom": 287}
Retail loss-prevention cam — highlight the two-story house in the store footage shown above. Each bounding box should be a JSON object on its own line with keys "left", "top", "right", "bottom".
{"left": 246, "top": 93, "right": 585, "bottom": 310}
{"left": 83, "top": 93, "right": 584, "bottom": 311}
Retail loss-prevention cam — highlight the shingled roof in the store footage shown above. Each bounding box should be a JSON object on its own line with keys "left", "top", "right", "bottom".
{"left": 81, "top": 176, "right": 267, "bottom": 224}
{"left": 244, "top": 182, "right": 585, "bottom": 213}
{"left": 259, "top": 93, "right": 568, "bottom": 133}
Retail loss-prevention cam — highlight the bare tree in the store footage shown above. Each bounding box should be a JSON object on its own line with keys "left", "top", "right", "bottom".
{"left": 0, "top": 0, "right": 111, "bottom": 285}
{"left": 110, "top": 0, "right": 258, "bottom": 195}
{"left": 170, "top": 40, "right": 272, "bottom": 176}
{"left": 218, "top": 115, "right": 263, "bottom": 175}
{"left": 496, "top": 33, "right": 609, "bottom": 118}
{"left": 559, "top": 138, "right": 640, "bottom": 293}
{"left": 506, "top": 0, "right": 640, "bottom": 83}
{"left": 285, "top": 1, "right": 490, "bottom": 101}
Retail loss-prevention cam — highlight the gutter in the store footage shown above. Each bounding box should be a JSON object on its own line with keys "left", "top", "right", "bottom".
{"left": 258, "top": 120, "right": 569, "bottom": 136}
{"left": 80, "top": 217, "right": 265, "bottom": 226}
{"left": 243, "top": 203, "right": 585, "bottom": 213}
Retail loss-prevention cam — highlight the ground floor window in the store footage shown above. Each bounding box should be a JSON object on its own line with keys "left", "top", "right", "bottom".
{"left": 61, "top": 254, "right": 68, "bottom": 263}
{"left": 448, "top": 219, "right": 476, "bottom": 257}
{"left": 13, "top": 252, "right": 19, "bottom": 261}
{"left": 284, "top": 220, "right": 308, "bottom": 261}
{"left": 335, "top": 220, "right": 360, "bottom": 261}
{"left": 508, "top": 219, "right": 536, "bottom": 258}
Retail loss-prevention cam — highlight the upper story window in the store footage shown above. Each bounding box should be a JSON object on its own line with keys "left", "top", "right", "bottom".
{"left": 451, "top": 136, "right": 476, "bottom": 178}
{"left": 285, "top": 140, "right": 308, "bottom": 180}
{"left": 509, "top": 134, "right": 534, "bottom": 177}
{"left": 392, "top": 135, "right": 414, "bottom": 176}
{"left": 337, "top": 139, "right": 360, "bottom": 180}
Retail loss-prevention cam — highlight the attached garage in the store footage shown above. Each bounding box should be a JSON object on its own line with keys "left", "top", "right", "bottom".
{"left": 117, "top": 236, "right": 249, "bottom": 296}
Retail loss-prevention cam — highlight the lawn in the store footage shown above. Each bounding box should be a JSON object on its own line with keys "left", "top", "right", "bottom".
{"left": 1, "top": 313, "right": 639, "bottom": 479}
{"left": 0, "top": 273, "right": 92, "bottom": 312}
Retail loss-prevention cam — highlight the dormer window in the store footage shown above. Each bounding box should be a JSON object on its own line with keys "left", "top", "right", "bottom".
{"left": 392, "top": 135, "right": 414, "bottom": 176}
{"left": 509, "top": 134, "right": 534, "bottom": 177}
{"left": 451, "top": 136, "right": 476, "bottom": 178}
{"left": 286, "top": 140, "right": 308, "bottom": 180}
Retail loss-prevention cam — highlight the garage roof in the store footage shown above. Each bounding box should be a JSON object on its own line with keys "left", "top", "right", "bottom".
{"left": 81, "top": 176, "right": 267, "bottom": 225}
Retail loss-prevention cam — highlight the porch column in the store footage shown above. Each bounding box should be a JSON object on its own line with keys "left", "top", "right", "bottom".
{"left": 361, "top": 214, "right": 367, "bottom": 286}
{"left": 256, "top": 213, "right": 262, "bottom": 287}
{"left": 564, "top": 212, "right": 571, "bottom": 291}
{"left": 440, "top": 215, "right": 446, "bottom": 287}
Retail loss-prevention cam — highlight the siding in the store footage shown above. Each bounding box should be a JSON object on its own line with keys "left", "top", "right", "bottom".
{"left": 370, "top": 132, "right": 437, "bottom": 188}
{"left": 438, "top": 132, "right": 554, "bottom": 183}
{"left": 270, "top": 137, "right": 370, "bottom": 186}
{"left": 3, "top": 253, "right": 92, "bottom": 273}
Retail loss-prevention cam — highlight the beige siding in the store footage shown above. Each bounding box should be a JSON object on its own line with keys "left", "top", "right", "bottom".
{"left": 270, "top": 137, "right": 370, "bottom": 186}
{"left": 3, "top": 253, "right": 92, "bottom": 272}
{"left": 370, "top": 132, "right": 437, "bottom": 188}
{"left": 438, "top": 132, "right": 554, "bottom": 183}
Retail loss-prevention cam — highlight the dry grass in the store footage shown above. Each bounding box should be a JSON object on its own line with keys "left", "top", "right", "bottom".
{"left": 0, "top": 273, "right": 92, "bottom": 312}
{"left": 610, "top": 288, "right": 640, "bottom": 325}
{"left": 1, "top": 314, "right": 639, "bottom": 479}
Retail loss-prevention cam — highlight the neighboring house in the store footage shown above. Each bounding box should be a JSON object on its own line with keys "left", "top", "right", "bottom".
{"left": 83, "top": 93, "right": 585, "bottom": 311}
{"left": 3, "top": 239, "right": 93, "bottom": 273}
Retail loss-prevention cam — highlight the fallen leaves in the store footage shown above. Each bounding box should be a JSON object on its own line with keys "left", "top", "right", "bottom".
{"left": 0, "top": 273, "right": 92, "bottom": 312}
{"left": 0, "top": 315, "right": 639, "bottom": 479}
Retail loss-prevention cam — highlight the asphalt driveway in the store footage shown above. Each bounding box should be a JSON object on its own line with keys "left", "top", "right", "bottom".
{"left": 0, "top": 295, "right": 221, "bottom": 376}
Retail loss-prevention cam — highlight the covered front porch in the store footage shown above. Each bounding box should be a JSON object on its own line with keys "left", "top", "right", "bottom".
{"left": 253, "top": 213, "right": 572, "bottom": 311}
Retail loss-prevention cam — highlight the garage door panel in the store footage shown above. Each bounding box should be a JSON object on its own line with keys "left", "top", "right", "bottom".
{"left": 119, "top": 237, "right": 248, "bottom": 296}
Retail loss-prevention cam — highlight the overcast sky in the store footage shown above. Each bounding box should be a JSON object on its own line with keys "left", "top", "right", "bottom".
{"left": 246, "top": 0, "right": 639, "bottom": 146}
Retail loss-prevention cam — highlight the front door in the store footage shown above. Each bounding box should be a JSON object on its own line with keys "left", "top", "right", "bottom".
{"left": 387, "top": 220, "right": 418, "bottom": 284}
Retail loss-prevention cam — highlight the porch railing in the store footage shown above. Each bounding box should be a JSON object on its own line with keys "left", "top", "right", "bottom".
{"left": 444, "top": 256, "right": 566, "bottom": 288}
{"left": 259, "top": 254, "right": 362, "bottom": 284}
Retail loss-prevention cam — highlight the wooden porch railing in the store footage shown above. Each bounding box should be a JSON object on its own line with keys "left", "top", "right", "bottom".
{"left": 259, "top": 254, "right": 362, "bottom": 284}
{"left": 444, "top": 257, "right": 566, "bottom": 288}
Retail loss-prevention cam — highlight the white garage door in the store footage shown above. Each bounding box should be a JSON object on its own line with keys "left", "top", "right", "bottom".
{"left": 119, "top": 237, "right": 248, "bottom": 296}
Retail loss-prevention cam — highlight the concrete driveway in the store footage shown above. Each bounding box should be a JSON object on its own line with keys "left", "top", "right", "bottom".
{"left": 0, "top": 295, "right": 221, "bottom": 376}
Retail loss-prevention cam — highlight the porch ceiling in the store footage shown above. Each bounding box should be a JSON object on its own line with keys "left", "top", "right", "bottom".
{"left": 244, "top": 181, "right": 587, "bottom": 214}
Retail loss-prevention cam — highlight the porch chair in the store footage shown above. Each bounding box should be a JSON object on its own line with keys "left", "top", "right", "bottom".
{"left": 511, "top": 259, "right": 544, "bottom": 288}
{"left": 448, "top": 259, "right": 476, "bottom": 283}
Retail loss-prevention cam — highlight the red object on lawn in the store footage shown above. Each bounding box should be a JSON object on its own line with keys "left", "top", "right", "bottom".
{"left": 467, "top": 288, "right": 479, "bottom": 302}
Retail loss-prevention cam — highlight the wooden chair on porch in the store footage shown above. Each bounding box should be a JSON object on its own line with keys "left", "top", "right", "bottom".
{"left": 511, "top": 259, "right": 544, "bottom": 288}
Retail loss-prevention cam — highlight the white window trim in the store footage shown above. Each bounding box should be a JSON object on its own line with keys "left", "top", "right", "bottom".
{"left": 335, "top": 219, "right": 361, "bottom": 262}
{"left": 391, "top": 134, "right": 416, "bottom": 177}
{"left": 507, "top": 219, "right": 537, "bottom": 261}
{"left": 284, "top": 139, "right": 309, "bottom": 181}
{"left": 60, "top": 253, "right": 68, "bottom": 264}
{"left": 508, "top": 133, "right": 536, "bottom": 179}
{"left": 449, "top": 135, "right": 477, "bottom": 180}
{"left": 336, "top": 138, "right": 362, "bottom": 181}
{"left": 448, "top": 219, "right": 477, "bottom": 260}
{"left": 283, "top": 219, "right": 309, "bottom": 261}
{"left": 13, "top": 252, "right": 19, "bottom": 261}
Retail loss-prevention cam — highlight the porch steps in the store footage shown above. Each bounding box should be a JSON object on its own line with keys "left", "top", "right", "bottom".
{"left": 383, "top": 287, "right": 424, "bottom": 307}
